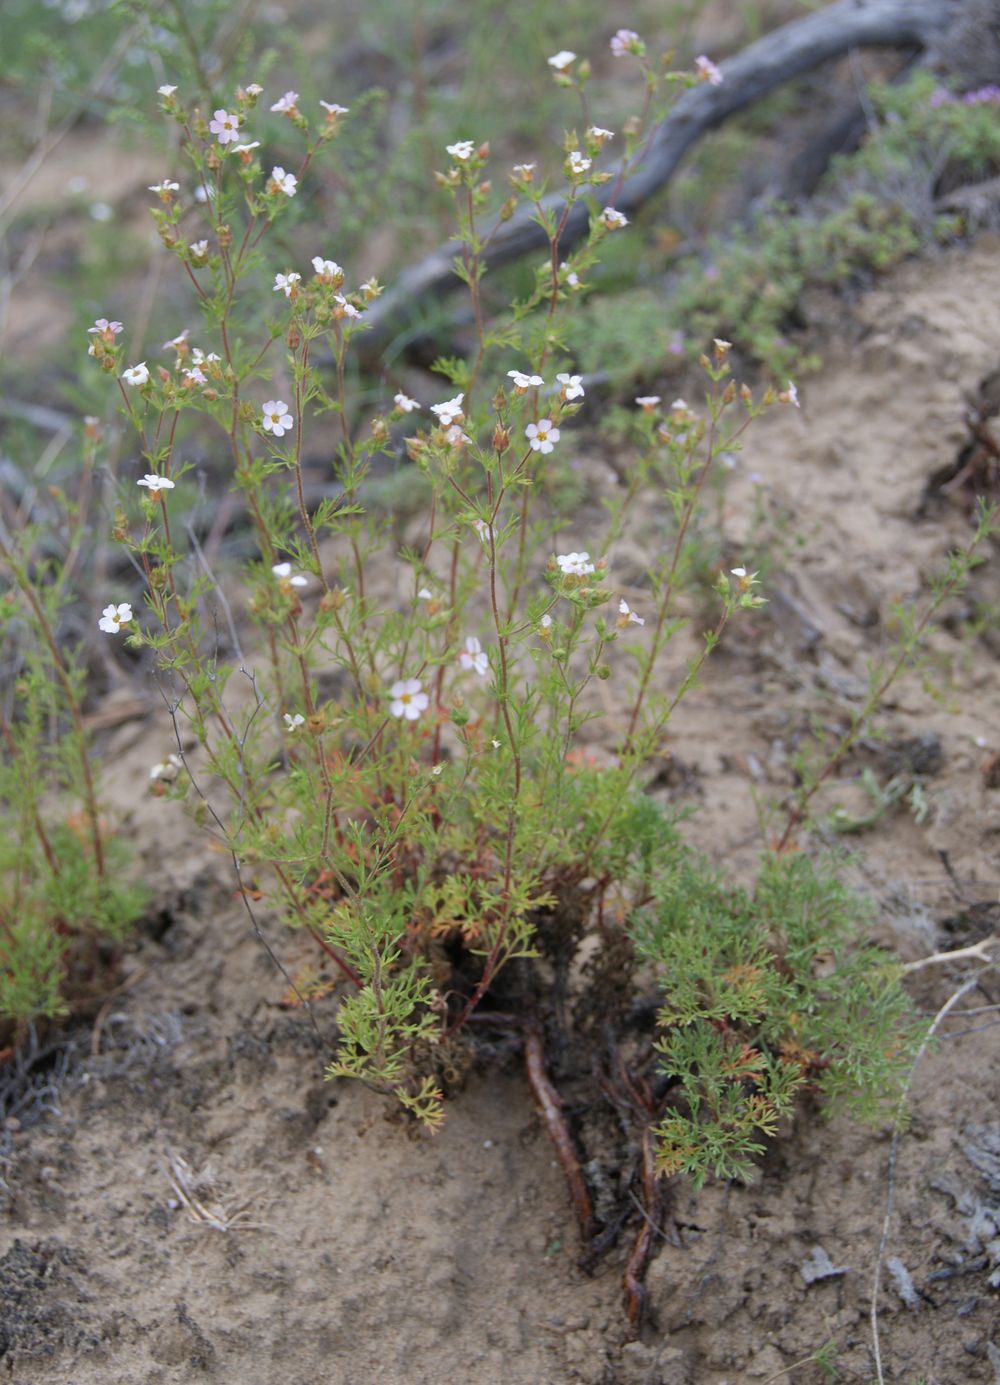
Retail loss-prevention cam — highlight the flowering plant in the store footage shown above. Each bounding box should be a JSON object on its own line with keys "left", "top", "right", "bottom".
{"left": 81, "top": 35, "right": 991, "bottom": 1220}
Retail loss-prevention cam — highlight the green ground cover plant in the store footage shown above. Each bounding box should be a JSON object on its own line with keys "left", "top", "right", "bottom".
{"left": 78, "top": 34, "right": 994, "bottom": 1167}
{"left": 2, "top": 17, "right": 998, "bottom": 1330}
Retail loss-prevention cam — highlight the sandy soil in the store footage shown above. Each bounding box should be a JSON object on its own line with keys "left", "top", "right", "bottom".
{"left": 2, "top": 238, "right": 999, "bottom": 1384}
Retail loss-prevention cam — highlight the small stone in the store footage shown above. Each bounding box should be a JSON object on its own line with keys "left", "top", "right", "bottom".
{"left": 801, "top": 1245, "right": 848, "bottom": 1284}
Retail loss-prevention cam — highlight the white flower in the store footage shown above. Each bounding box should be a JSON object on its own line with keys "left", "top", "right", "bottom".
{"left": 588, "top": 126, "right": 614, "bottom": 143}
{"left": 262, "top": 400, "right": 293, "bottom": 437}
{"left": 190, "top": 239, "right": 209, "bottom": 258}
{"left": 445, "top": 424, "right": 470, "bottom": 447}
{"left": 508, "top": 369, "right": 544, "bottom": 390}
{"left": 334, "top": 293, "right": 361, "bottom": 318}
{"left": 610, "top": 28, "right": 640, "bottom": 57}
{"left": 245, "top": 84, "right": 263, "bottom": 97}
{"left": 150, "top": 753, "right": 183, "bottom": 781}
{"left": 568, "top": 151, "right": 591, "bottom": 175}
{"left": 283, "top": 712, "right": 306, "bottom": 732}
{"left": 163, "top": 330, "right": 189, "bottom": 352}
{"left": 157, "top": 85, "right": 177, "bottom": 97}
{"left": 274, "top": 271, "right": 301, "bottom": 297}
{"left": 731, "top": 567, "right": 747, "bottom": 578}
{"left": 636, "top": 395, "right": 660, "bottom": 410}
{"left": 458, "top": 636, "right": 489, "bottom": 677}
{"left": 491, "top": 739, "right": 502, "bottom": 749}
{"left": 548, "top": 50, "right": 576, "bottom": 71}
{"left": 137, "top": 474, "right": 175, "bottom": 492}
{"left": 184, "top": 366, "right": 206, "bottom": 385}
{"left": 473, "top": 519, "right": 489, "bottom": 543}
{"left": 556, "top": 552, "right": 595, "bottom": 576}
{"left": 88, "top": 318, "right": 123, "bottom": 337}
{"left": 270, "top": 91, "right": 298, "bottom": 113}
{"left": 560, "top": 262, "right": 580, "bottom": 288}
{"left": 98, "top": 601, "right": 133, "bottom": 633}
{"left": 525, "top": 418, "right": 560, "bottom": 453}
{"left": 272, "top": 561, "right": 308, "bottom": 587}
{"left": 233, "top": 141, "right": 260, "bottom": 155}
{"left": 148, "top": 180, "right": 179, "bottom": 193}
{"left": 695, "top": 55, "right": 723, "bottom": 85}
{"left": 122, "top": 362, "right": 149, "bottom": 387}
{"left": 446, "top": 140, "right": 475, "bottom": 161}
{"left": 209, "top": 109, "right": 240, "bottom": 144}
{"left": 312, "top": 256, "right": 342, "bottom": 278}
{"left": 270, "top": 166, "right": 297, "bottom": 196}
{"left": 417, "top": 586, "right": 433, "bottom": 600}
{"left": 431, "top": 393, "right": 464, "bottom": 426}
{"left": 601, "top": 207, "right": 628, "bottom": 230}
{"left": 618, "top": 598, "right": 645, "bottom": 627}
{"left": 556, "top": 373, "right": 584, "bottom": 401}
{"left": 394, "top": 392, "right": 419, "bottom": 412}
{"left": 389, "top": 677, "right": 429, "bottom": 721}
{"left": 320, "top": 100, "right": 349, "bottom": 116}
{"left": 513, "top": 163, "right": 535, "bottom": 180}
{"left": 540, "top": 613, "right": 553, "bottom": 628}
{"left": 670, "top": 398, "right": 688, "bottom": 411}
{"left": 782, "top": 381, "right": 800, "bottom": 408}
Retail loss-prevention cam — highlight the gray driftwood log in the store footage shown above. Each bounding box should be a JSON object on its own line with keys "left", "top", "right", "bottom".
{"left": 360, "top": 0, "right": 964, "bottom": 349}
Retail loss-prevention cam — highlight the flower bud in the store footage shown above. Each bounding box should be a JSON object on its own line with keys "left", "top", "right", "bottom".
{"left": 492, "top": 422, "right": 511, "bottom": 454}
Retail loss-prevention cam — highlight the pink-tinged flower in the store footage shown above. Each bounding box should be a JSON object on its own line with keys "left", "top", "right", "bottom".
{"left": 636, "top": 395, "right": 660, "bottom": 411}
{"left": 601, "top": 207, "right": 628, "bottom": 230}
{"left": 389, "top": 677, "right": 429, "bottom": 721}
{"left": 98, "top": 601, "right": 133, "bottom": 634}
{"left": 283, "top": 712, "right": 305, "bottom": 731}
{"left": 618, "top": 598, "right": 644, "bottom": 627}
{"left": 473, "top": 518, "right": 489, "bottom": 543}
{"left": 320, "top": 100, "right": 349, "bottom": 117}
{"left": 446, "top": 140, "right": 475, "bottom": 161}
{"left": 548, "top": 51, "right": 576, "bottom": 71}
{"left": 610, "top": 28, "right": 641, "bottom": 57}
{"left": 695, "top": 55, "right": 723, "bottom": 85}
{"left": 163, "top": 329, "right": 189, "bottom": 352}
{"left": 568, "top": 150, "right": 591, "bottom": 176}
{"left": 781, "top": 381, "right": 800, "bottom": 408}
{"left": 560, "top": 262, "right": 580, "bottom": 288}
{"left": 431, "top": 393, "right": 464, "bottom": 426}
{"left": 508, "top": 369, "right": 544, "bottom": 390}
{"left": 445, "top": 424, "right": 470, "bottom": 447}
{"left": 183, "top": 366, "right": 206, "bottom": 385}
{"left": 556, "top": 551, "right": 595, "bottom": 576}
{"left": 209, "top": 109, "right": 240, "bottom": 144}
{"left": 270, "top": 91, "right": 298, "bottom": 114}
{"left": 262, "top": 400, "right": 293, "bottom": 437}
{"left": 88, "top": 318, "right": 123, "bottom": 338}
{"left": 458, "top": 635, "right": 489, "bottom": 677}
{"left": 394, "top": 392, "right": 419, "bottom": 412}
{"left": 556, "top": 373, "right": 584, "bottom": 401}
{"left": 270, "top": 167, "right": 297, "bottom": 196}
{"left": 122, "top": 362, "right": 149, "bottom": 387}
{"left": 312, "top": 256, "right": 343, "bottom": 279}
{"left": 274, "top": 271, "right": 301, "bottom": 297}
{"left": 272, "top": 561, "right": 308, "bottom": 587}
{"left": 137, "top": 474, "right": 175, "bottom": 492}
{"left": 525, "top": 418, "right": 560, "bottom": 453}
